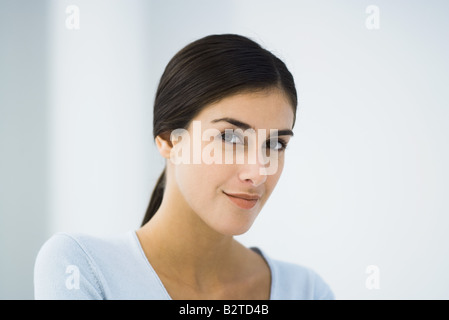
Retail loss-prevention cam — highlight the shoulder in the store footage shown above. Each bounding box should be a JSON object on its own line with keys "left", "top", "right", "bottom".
{"left": 263, "top": 253, "right": 335, "bottom": 300}
{"left": 36, "top": 232, "right": 98, "bottom": 259}
{"left": 34, "top": 232, "right": 120, "bottom": 270}
{"left": 33, "top": 232, "right": 129, "bottom": 300}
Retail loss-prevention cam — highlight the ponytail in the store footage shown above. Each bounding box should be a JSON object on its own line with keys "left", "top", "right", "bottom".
{"left": 141, "top": 169, "right": 166, "bottom": 226}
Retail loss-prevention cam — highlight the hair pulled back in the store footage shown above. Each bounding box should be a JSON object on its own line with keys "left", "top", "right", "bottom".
{"left": 142, "top": 34, "right": 297, "bottom": 226}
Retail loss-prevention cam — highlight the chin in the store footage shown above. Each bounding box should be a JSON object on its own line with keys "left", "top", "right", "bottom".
{"left": 194, "top": 195, "right": 263, "bottom": 236}
{"left": 211, "top": 216, "right": 257, "bottom": 236}
{"left": 216, "top": 226, "right": 252, "bottom": 237}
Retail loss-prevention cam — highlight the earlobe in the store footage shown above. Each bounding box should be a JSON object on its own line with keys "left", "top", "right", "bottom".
{"left": 155, "top": 135, "right": 172, "bottom": 159}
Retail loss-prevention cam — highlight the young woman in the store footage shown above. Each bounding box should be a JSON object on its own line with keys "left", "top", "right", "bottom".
{"left": 34, "top": 34, "right": 334, "bottom": 300}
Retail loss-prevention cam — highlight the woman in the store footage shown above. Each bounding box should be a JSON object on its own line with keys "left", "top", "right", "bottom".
{"left": 34, "top": 34, "right": 334, "bottom": 300}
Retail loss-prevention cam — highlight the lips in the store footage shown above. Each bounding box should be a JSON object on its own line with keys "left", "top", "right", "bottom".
{"left": 223, "top": 191, "right": 261, "bottom": 210}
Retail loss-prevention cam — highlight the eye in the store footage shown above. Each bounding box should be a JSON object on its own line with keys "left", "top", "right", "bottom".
{"left": 266, "top": 138, "right": 288, "bottom": 151}
{"left": 221, "top": 131, "right": 244, "bottom": 144}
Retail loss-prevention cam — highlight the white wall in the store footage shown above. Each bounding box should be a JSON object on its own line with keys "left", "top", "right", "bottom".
{"left": 0, "top": 0, "right": 49, "bottom": 299}
{"left": 47, "top": 0, "right": 155, "bottom": 236}
{"left": 1, "top": 0, "right": 448, "bottom": 299}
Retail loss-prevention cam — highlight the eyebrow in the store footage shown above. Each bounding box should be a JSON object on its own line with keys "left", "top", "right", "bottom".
{"left": 210, "top": 117, "right": 294, "bottom": 137}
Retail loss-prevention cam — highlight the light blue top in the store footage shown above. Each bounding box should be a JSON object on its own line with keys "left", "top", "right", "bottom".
{"left": 33, "top": 231, "right": 335, "bottom": 300}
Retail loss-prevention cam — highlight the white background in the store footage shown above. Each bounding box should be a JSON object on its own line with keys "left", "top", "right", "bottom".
{"left": 1, "top": 0, "right": 448, "bottom": 299}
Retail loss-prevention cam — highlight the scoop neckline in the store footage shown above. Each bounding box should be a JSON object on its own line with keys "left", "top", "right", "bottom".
{"left": 130, "top": 230, "right": 275, "bottom": 300}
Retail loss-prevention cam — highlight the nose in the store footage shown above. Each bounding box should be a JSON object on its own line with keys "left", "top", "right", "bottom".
{"left": 238, "top": 157, "right": 268, "bottom": 187}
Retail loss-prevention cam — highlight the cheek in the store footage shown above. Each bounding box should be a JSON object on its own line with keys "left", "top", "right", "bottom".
{"left": 174, "top": 162, "right": 231, "bottom": 206}
{"left": 261, "top": 156, "right": 285, "bottom": 201}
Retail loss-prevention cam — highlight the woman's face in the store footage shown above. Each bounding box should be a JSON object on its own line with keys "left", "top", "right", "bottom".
{"left": 167, "top": 88, "right": 295, "bottom": 236}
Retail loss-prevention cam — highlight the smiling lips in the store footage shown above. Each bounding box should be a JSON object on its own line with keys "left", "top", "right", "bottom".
{"left": 223, "top": 191, "right": 260, "bottom": 210}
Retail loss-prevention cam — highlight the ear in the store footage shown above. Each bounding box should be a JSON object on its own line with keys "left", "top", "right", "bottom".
{"left": 155, "top": 134, "right": 173, "bottom": 159}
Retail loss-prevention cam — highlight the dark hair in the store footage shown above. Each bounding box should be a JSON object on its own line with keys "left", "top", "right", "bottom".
{"left": 141, "top": 34, "right": 297, "bottom": 226}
